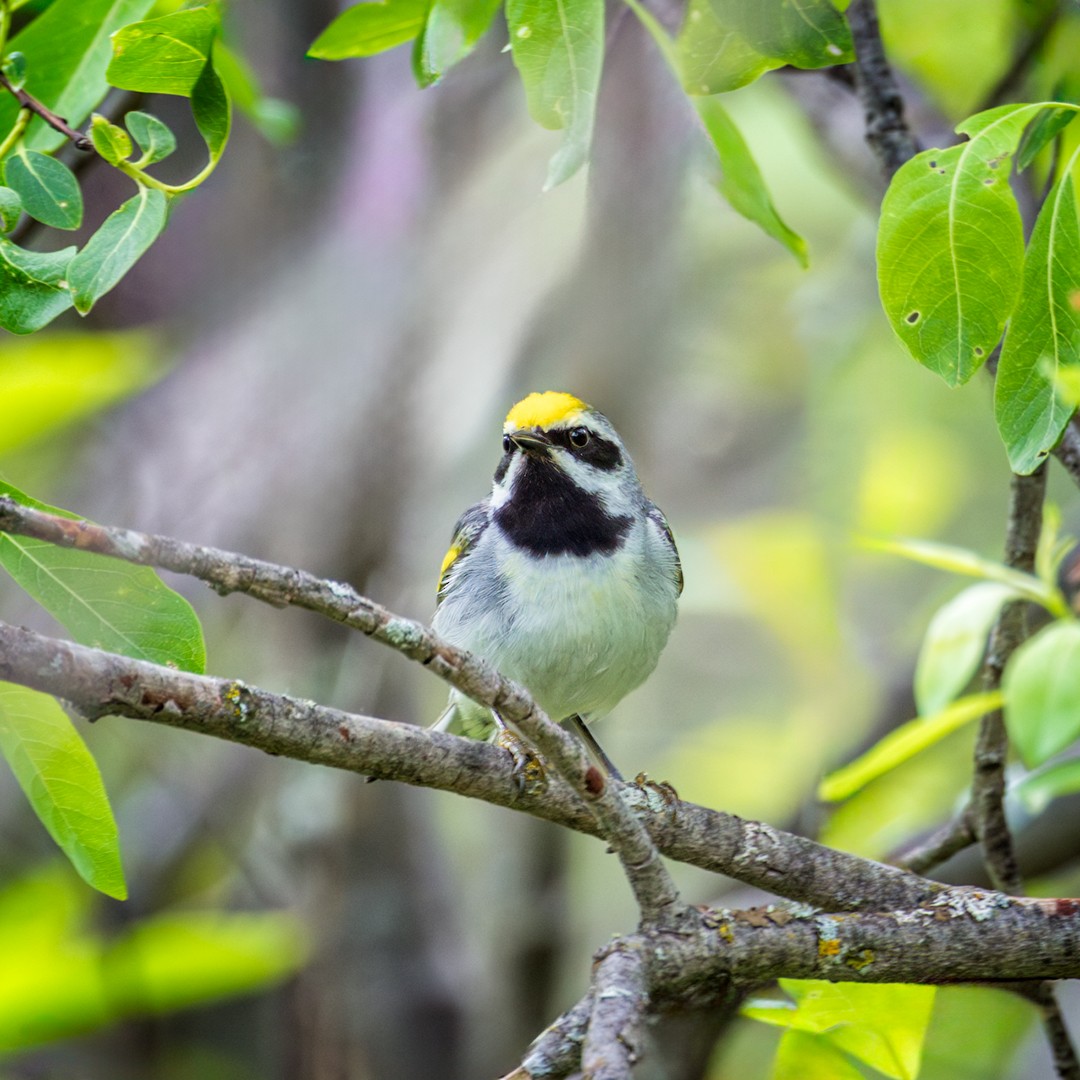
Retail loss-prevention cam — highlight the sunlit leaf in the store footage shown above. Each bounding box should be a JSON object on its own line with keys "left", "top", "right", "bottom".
{"left": 308, "top": 0, "right": 429, "bottom": 59}
{"left": 89, "top": 113, "right": 132, "bottom": 165}
{"left": 1017, "top": 106, "right": 1076, "bottom": 171}
{"left": 862, "top": 536, "right": 1068, "bottom": 616}
{"left": 774, "top": 1030, "right": 865, "bottom": 1080}
{"left": 106, "top": 911, "right": 309, "bottom": 1013}
{"left": 877, "top": 104, "right": 1039, "bottom": 386}
{"left": 695, "top": 97, "right": 807, "bottom": 266}
{"left": 107, "top": 7, "right": 219, "bottom": 95}
{"left": 819, "top": 691, "right": 1003, "bottom": 802}
{"left": 0, "top": 480, "right": 206, "bottom": 673}
{"left": 506, "top": 0, "right": 604, "bottom": 189}
{"left": 4, "top": 148, "right": 82, "bottom": 229}
{"left": 416, "top": 0, "right": 502, "bottom": 86}
{"left": 994, "top": 166, "right": 1080, "bottom": 474}
{"left": 0, "top": 240, "right": 75, "bottom": 334}
{"left": 1003, "top": 619, "right": 1080, "bottom": 766}
{"left": 0, "top": 330, "right": 160, "bottom": 455}
{"left": 0, "top": 683, "right": 126, "bottom": 899}
{"left": 0, "top": 0, "right": 157, "bottom": 154}
{"left": 914, "top": 583, "right": 1016, "bottom": 715}
{"left": 67, "top": 187, "right": 169, "bottom": 314}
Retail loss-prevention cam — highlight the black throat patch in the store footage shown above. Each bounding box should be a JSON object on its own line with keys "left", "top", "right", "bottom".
{"left": 495, "top": 454, "right": 632, "bottom": 556}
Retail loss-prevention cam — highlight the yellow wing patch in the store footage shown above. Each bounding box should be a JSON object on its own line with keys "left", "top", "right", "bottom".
{"left": 505, "top": 391, "right": 588, "bottom": 432}
{"left": 437, "top": 542, "right": 462, "bottom": 596}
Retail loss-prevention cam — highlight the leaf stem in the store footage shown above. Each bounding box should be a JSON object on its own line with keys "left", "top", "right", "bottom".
{"left": 0, "top": 104, "right": 28, "bottom": 160}
{"left": 114, "top": 153, "right": 219, "bottom": 195}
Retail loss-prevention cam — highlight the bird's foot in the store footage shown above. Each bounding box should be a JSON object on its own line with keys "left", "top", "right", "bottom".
{"left": 632, "top": 772, "right": 680, "bottom": 815}
{"left": 496, "top": 727, "right": 546, "bottom": 793}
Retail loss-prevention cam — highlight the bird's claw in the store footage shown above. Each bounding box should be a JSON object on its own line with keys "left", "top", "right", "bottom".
{"left": 497, "top": 728, "right": 546, "bottom": 793}
{"left": 632, "top": 772, "right": 680, "bottom": 815}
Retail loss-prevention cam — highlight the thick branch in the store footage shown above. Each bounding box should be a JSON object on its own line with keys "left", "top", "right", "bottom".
{"left": 582, "top": 948, "right": 648, "bottom": 1079}
{"left": 0, "top": 619, "right": 966, "bottom": 912}
{"left": 0, "top": 497, "right": 686, "bottom": 929}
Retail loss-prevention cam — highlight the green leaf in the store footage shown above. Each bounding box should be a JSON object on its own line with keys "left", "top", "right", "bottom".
{"left": 89, "top": 113, "right": 132, "bottom": 165}
{"left": 308, "top": 0, "right": 429, "bottom": 60}
{"left": 695, "top": 97, "right": 808, "bottom": 267}
{"left": 416, "top": 0, "right": 501, "bottom": 85}
{"left": 774, "top": 1031, "right": 865, "bottom": 1080}
{"left": 782, "top": 981, "right": 935, "bottom": 1080}
{"left": 124, "top": 110, "right": 177, "bottom": 164}
{"left": 212, "top": 44, "right": 298, "bottom": 145}
{"left": 818, "top": 691, "right": 1003, "bottom": 802}
{"left": 107, "top": 7, "right": 218, "bottom": 95}
{"left": 707, "top": 0, "right": 853, "bottom": 70}
{"left": 1014, "top": 756, "right": 1080, "bottom": 813}
{"left": 0, "top": 330, "right": 160, "bottom": 455}
{"left": 190, "top": 55, "right": 231, "bottom": 161}
{"left": 994, "top": 167, "right": 1080, "bottom": 474}
{"left": 676, "top": 0, "right": 768, "bottom": 96}
{"left": 914, "top": 583, "right": 1016, "bottom": 715}
{"left": 0, "top": 186, "right": 22, "bottom": 231}
{"left": 67, "top": 187, "right": 168, "bottom": 315}
{"left": 0, "top": 239, "right": 75, "bottom": 334}
{"left": 2, "top": 52, "right": 27, "bottom": 93}
{"left": 0, "top": 683, "right": 126, "bottom": 899}
{"left": 0, "top": 480, "right": 206, "bottom": 674}
{"left": 105, "top": 911, "right": 309, "bottom": 1013}
{"left": 1003, "top": 619, "right": 1080, "bottom": 766}
{"left": 877, "top": 103, "right": 1037, "bottom": 386}
{"left": 506, "top": 0, "right": 604, "bottom": 189}
{"left": 4, "top": 148, "right": 83, "bottom": 229}
{"left": 0, "top": 0, "right": 157, "bottom": 154}
{"left": 1017, "top": 106, "right": 1076, "bottom": 171}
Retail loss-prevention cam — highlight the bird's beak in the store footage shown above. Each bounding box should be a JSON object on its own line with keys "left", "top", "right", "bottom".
{"left": 508, "top": 428, "right": 551, "bottom": 452}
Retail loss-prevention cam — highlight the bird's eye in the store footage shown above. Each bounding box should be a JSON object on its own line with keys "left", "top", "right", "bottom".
{"left": 502, "top": 434, "right": 512, "bottom": 453}
{"left": 569, "top": 427, "right": 590, "bottom": 448}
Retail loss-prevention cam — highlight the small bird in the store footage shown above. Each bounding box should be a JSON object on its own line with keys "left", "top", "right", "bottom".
{"left": 431, "top": 391, "right": 682, "bottom": 778}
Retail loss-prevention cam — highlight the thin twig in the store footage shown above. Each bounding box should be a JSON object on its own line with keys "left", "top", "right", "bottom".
{"left": 0, "top": 71, "right": 92, "bottom": 150}
{"left": 894, "top": 807, "right": 976, "bottom": 875}
{"left": 978, "top": 1, "right": 1064, "bottom": 112}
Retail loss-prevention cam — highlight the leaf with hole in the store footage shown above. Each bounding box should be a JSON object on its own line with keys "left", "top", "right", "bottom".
{"left": 308, "top": 0, "right": 429, "bottom": 59}
{"left": 994, "top": 166, "right": 1080, "bottom": 474}
{"left": 0, "top": 240, "right": 74, "bottom": 333}
{"left": 0, "top": 480, "right": 206, "bottom": 673}
{"left": 0, "top": 682, "right": 126, "bottom": 899}
{"left": 1003, "top": 619, "right": 1080, "bottom": 767}
{"left": 877, "top": 103, "right": 1038, "bottom": 386}
{"left": 4, "top": 148, "right": 82, "bottom": 229}
{"left": 506, "top": 0, "right": 605, "bottom": 189}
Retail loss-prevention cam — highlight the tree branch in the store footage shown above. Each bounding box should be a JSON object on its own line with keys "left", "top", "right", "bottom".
{"left": 0, "top": 71, "right": 93, "bottom": 151}
{"left": 0, "top": 496, "right": 687, "bottom": 930}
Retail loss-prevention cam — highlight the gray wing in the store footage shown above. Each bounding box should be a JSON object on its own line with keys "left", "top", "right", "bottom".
{"left": 647, "top": 503, "right": 683, "bottom": 596}
{"left": 436, "top": 499, "right": 491, "bottom": 607}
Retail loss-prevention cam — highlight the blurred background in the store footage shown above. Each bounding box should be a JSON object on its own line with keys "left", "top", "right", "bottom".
{"left": 1, "top": 0, "right": 1078, "bottom": 1077}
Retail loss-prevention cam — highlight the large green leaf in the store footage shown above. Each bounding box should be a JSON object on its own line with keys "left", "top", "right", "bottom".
{"left": 506, "top": 0, "right": 604, "bottom": 189}
{"left": 190, "top": 55, "right": 231, "bottom": 161}
{"left": 68, "top": 187, "right": 168, "bottom": 314}
{"left": 107, "top": 7, "right": 218, "bottom": 95}
{"left": 416, "top": 0, "right": 502, "bottom": 86}
{"left": 877, "top": 104, "right": 1037, "bottom": 386}
{"left": 1003, "top": 619, "right": 1080, "bottom": 766}
{"left": 707, "top": 0, "right": 852, "bottom": 70}
{"left": 3, "top": 148, "right": 83, "bottom": 230}
{"left": 994, "top": 167, "right": 1080, "bottom": 474}
{"left": 696, "top": 97, "right": 807, "bottom": 267}
{"left": 746, "top": 981, "right": 936, "bottom": 1080}
{"left": 914, "top": 582, "right": 1016, "bottom": 714}
{"left": 0, "top": 683, "right": 126, "bottom": 899}
{"left": 0, "top": 240, "right": 75, "bottom": 334}
{"left": 774, "top": 1031, "right": 865, "bottom": 1080}
{"left": 0, "top": 0, "right": 157, "bottom": 154}
{"left": 0, "top": 331, "right": 159, "bottom": 455}
{"left": 308, "top": 0, "right": 429, "bottom": 60}
{"left": 0, "top": 481, "right": 206, "bottom": 673}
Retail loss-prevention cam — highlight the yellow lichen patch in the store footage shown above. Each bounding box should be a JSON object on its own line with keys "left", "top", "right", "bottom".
{"left": 818, "top": 936, "right": 841, "bottom": 958}
{"left": 504, "top": 391, "right": 587, "bottom": 432}
{"left": 846, "top": 949, "right": 875, "bottom": 971}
